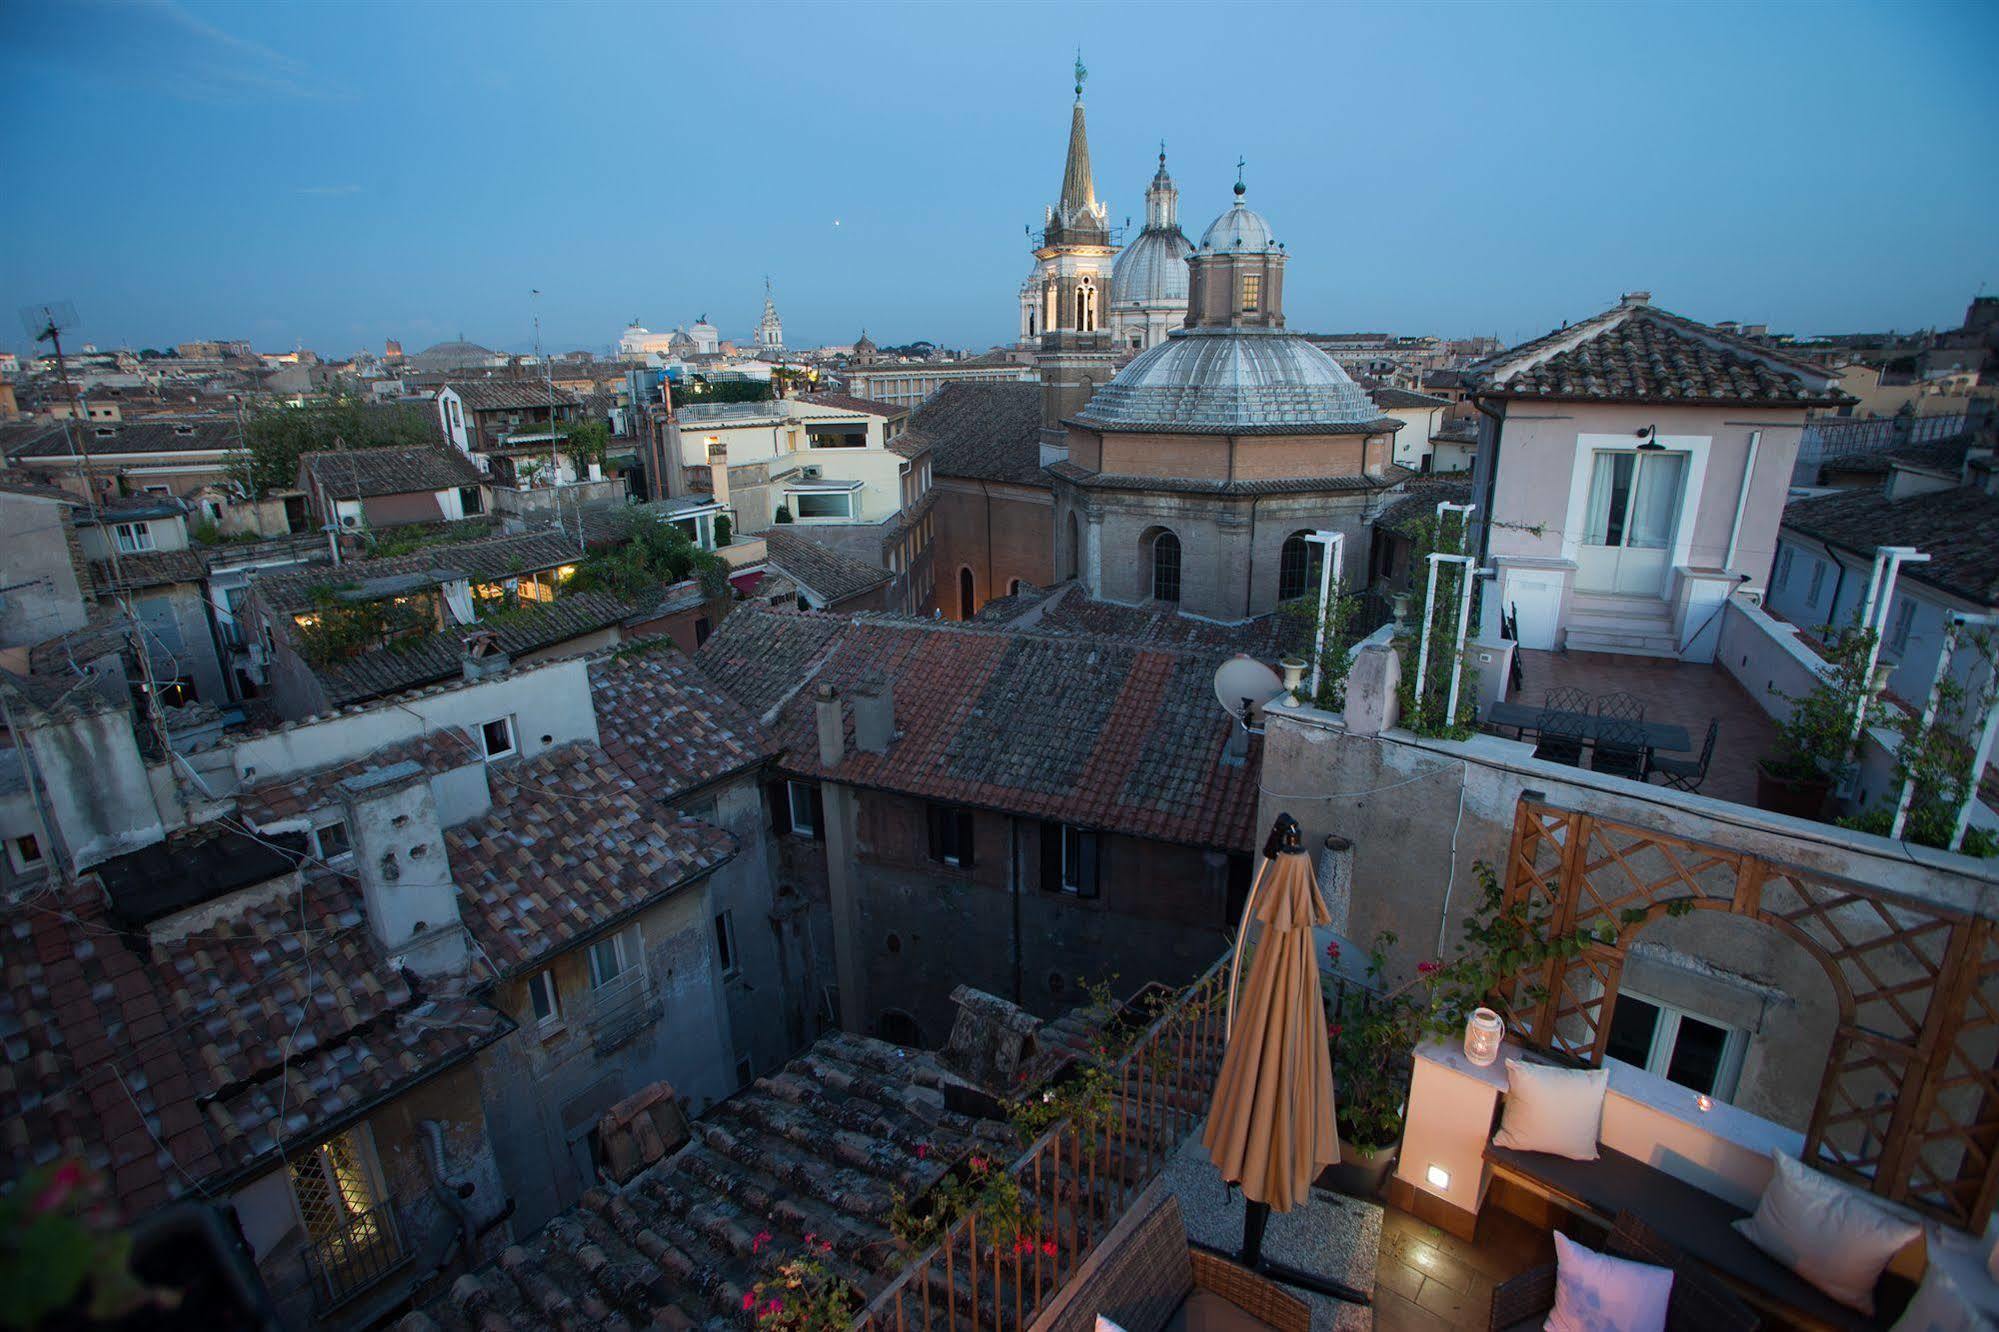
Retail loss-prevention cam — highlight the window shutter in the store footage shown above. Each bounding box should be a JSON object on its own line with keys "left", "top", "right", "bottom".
{"left": 1039, "top": 821, "right": 1063, "bottom": 892}
{"left": 1078, "top": 831, "right": 1100, "bottom": 900}
{"left": 927, "top": 804, "right": 945, "bottom": 863}
{"left": 809, "top": 785, "right": 826, "bottom": 842}
{"left": 955, "top": 810, "right": 976, "bottom": 869}
{"left": 767, "top": 781, "right": 791, "bottom": 837}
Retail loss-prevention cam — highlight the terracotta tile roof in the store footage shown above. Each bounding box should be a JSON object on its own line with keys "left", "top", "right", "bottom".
{"left": 1367, "top": 387, "right": 1450, "bottom": 409}
{"left": 698, "top": 605, "right": 1260, "bottom": 851}
{"left": 9, "top": 417, "right": 240, "bottom": 458}
{"left": 1782, "top": 484, "right": 1999, "bottom": 605}
{"left": 1013, "top": 585, "right": 1289, "bottom": 658}
{"left": 250, "top": 529, "right": 581, "bottom": 613}
{"left": 589, "top": 647, "right": 780, "bottom": 802}
{"left": 1430, "top": 418, "right": 1478, "bottom": 444}
{"left": 298, "top": 445, "right": 484, "bottom": 499}
{"left": 759, "top": 529, "right": 893, "bottom": 605}
{"left": 0, "top": 869, "right": 508, "bottom": 1221}
{"left": 235, "top": 727, "right": 481, "bottom": 825}
{"left": 443, "top": 381, "right": 583, "bottom": 412}
{"left": 90, "top": 548, "right": 208, "bottom": 593}
{"left": 694, "top": 607, "right": 848, "bottom": 720}
{"left": 907, "top": 382, "right": 1047, "bottom": 484}
{"left": 446, "top": 743, "right": 738, "bottom": 976}
{"left": 314, "top": 589, "right": 634, "bottom": 707}
{"left": 1374, "top": 477, "right": 1476, "bottom": 538}
{"left": 797, "top": 391, "right": 908, "bottom": 420}
{"left": 1469, "top": 303, "right": 1852, "bottom": 407}
{"left": 0, "top": 472, "right": 83, "bottom": 503}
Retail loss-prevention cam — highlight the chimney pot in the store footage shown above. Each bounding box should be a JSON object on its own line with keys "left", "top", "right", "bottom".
{"left": 815, "top": 686, "right": 845, "bottom": 767}
{"left": 852, "top": 677, "right": 894, "bottom": 755}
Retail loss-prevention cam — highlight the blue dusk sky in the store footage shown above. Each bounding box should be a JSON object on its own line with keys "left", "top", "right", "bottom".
{"left": 2, "top": 0, "right": 1993, "bottom": 360}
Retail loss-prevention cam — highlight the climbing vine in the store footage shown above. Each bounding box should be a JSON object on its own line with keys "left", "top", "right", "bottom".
{"left": 1394, "top": 510, "right": 1481, "bottom": 738}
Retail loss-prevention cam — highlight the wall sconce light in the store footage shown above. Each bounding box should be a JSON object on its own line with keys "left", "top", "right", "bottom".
{"left": 1635, "top": 424, "right": 1664, "bottom": 451}
{"left": 1464, "top": 1008, "right": 1504, "bottom": 1067}
{"left": 1425, "top": 1164, "right": 1452, "bottom": 1191}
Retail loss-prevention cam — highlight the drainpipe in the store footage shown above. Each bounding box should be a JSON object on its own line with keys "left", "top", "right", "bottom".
{"left": 419, "top": 1120, "right": 479, "bottom": 1269}
{"left": 1851, "top": 547, "right": 1931, "bottom": 745}
{"left": 1723, "top": 430, "right": 1761, "bottom": 572}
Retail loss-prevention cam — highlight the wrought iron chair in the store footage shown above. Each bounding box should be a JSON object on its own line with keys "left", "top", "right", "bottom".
{"left": 1596, "top": 690, "right": 1647, "bottom": 722}
{"left": 1530, "top": 688, "right": 1591, "bottom": 764}
{"left": 1545, "top": 687, "right": 1593, "bottom": 714}
{"left": 1651, "top": 718, "right": 1720, "bottom": 793}
{"left": 1593, "top": 719, "right": 1649, "bottom": 780}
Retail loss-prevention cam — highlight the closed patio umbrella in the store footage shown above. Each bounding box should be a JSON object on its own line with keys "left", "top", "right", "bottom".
{"left": 1201, "top": 814, "right": 1339, "bottom": 1268}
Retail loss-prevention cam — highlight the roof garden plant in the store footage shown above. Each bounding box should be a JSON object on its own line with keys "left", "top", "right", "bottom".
{"left": 1757, "top": 621, "right": 1876, "bottom": 817}
{"left": 1393, "top": 510, "right": 1480, "bottom": 739}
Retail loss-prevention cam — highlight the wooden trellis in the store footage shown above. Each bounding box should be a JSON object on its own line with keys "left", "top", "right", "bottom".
{"left": 1497, "top": 797, "right": 1999, "bottom": 1230}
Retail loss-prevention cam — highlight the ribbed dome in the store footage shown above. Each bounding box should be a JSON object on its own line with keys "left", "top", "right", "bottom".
{"left": 1109, "top": 226, "right": 1193, "bottom": 310}
{"left": 1199, "top": 198, "right": 1278, "bottom": 253}
{"left": 1071, "top": 328, "right": 1383, "bottom": 434}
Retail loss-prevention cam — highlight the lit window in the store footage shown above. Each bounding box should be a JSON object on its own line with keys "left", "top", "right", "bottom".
{"left": 311, "top": 819, "right": 352, "bottom": 861}
{"left": 480, "top": 716, "right": 516, "bottom": 760}
{"left": 1241, "top": 274, "right": 1262, "bottom": 313}
{"left": 113, "top": 522, "right": 154, "bottom": 553}
{"left": 714, "top": 910, "right": 739, "bottom": 978}
{"left": 527, "top": 970, "right": 561, "bottom": 1026}
{"left": 8, "top": 834, "right": 45, "bottom": 873}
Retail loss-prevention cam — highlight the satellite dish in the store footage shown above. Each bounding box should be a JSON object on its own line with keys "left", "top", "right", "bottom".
{"left": 1214, "top": 654, "right": 1284, "bottom": 724}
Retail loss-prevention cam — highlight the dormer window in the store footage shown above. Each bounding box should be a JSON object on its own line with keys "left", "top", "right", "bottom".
{"left": 94, "top": 426, "right": 116, "bottom": 438}
{"left": 173, "top": 424, "right": 195, "bottom": 436}
{"left": 1240, "top": 274, "right": 1262, "bottom": 314}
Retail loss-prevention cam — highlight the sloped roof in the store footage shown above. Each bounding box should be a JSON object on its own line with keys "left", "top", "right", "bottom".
{"left": 235, "top": 727, "right": 480, "bottom": 825}
{"left": 250, "top": 529, "right": 580, "bottom": 612}
{"left": 797, "top": 391, "right": 907, "bottom": 419}
{"left": 904, "top": 382, "right": 1046, "bottom": 484}
{"left": 696, "top": 605, "right": 1260, "bottom": 852}
{"left": 589, "top": 646, "right": 780, "bottom": 802}
{"left": 1469, "top": 302, "right": 1851, "bottom": 407}
{"left": 694, "top": 608, "right": 847, "bottom": 719}
{"left": 1014, "top": 584, "right": 1289, "bottom": 657}
{"left": 442, "top": 380, "right": 582, "bottom": 412}
{"left": 0, "top": 867, "right": 509, "bottom": 1220}
{"left": 445, "top": 744, "right": 737, "bottom": 977}
{"left": 1369, "top": 386, "right": 1450, "bottom": 409}
{"left": 760, "top": 529, "right": 893, "bottom": 605}
{"left": 299, "top": 445, "right": 484, "bottom": 499}
{"left": 9, "top": 418, "right": 239, "bottom": 458}
{"left": 1373, "top": 477, "right": 1476, "bottom": 539}
{"left": 1782, "top": 484, "right": 1999, "bottom": 605}
{"left": 90, "top": 548, "right": 208, "bottom": 593}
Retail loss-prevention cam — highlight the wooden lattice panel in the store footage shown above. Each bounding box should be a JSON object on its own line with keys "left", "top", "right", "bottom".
{"left": 1495, "top": 797, "right": 1999, "bottom": 1231}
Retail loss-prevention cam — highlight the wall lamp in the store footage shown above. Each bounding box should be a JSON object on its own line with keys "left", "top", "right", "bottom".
{"left": 1635, "top": 424, "right": 1665, "bottom": 451}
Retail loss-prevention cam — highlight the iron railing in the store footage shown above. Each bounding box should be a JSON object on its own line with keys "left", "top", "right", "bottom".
{"left": 303, "top": 1198, "right": 405, "bottom": 1309}
{"left": 854, "top": 958, "right": 1232, "bottom": 1332}
{"left": 587, "top": 974, "right": 662, "bottom": 1053}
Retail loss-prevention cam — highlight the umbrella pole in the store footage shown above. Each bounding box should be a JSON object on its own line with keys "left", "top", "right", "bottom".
{"left": 1240, "top": 1200, "right": 1270, "bottom": 1267}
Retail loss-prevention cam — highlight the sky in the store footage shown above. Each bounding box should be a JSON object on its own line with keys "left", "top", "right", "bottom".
{"left": 3, "top": 0, "right": 1994, "bottom": 361}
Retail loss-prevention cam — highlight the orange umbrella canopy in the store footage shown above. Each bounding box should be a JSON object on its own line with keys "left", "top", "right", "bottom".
{"left": 1201, "top": 849, "right": 1339, "bottom": 1212}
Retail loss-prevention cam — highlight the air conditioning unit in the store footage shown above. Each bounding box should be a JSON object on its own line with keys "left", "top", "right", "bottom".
{"left": 801, "top": 465, "right": 822, "bottom": 480}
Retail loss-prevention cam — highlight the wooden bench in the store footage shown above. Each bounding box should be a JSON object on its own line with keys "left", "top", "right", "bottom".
{"left": 1484, "top": 1141, "right": 1912, "bottom": 1331}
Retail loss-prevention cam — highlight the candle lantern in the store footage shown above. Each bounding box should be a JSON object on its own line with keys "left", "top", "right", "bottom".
{"left": 1464, "top": 1007, "right": 1504, "bottom": 1067}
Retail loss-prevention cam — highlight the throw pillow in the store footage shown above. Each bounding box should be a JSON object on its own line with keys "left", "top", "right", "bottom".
{"left": 1492, "top": 1060, "right": 1609, "bottom": 1161}
{"left": 1095, "top": 1316, "right": 1128, "bottom": 1332}
{"left": 1731, "top": 1150, "right": 1921, "bottom": 1314}
{"left": 1891, "top": 1263, "right": 1994, "bottom": 1332}
{"left": 1544, "top": 1230, "right": 1674, "bottom": 1332}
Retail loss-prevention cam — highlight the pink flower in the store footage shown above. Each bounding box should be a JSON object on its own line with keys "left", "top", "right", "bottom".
{"left": 743, "top": 1292, "right": 757, "bottom": 1312}
{"left": 1417, "top": 960, "right": 1439, "bottom": 975}
{"left": 766, "top": 1299, "right": 784, "bottom": 1317}
{"left": 819, "top": 1239, "right": 833, "bottom": 1254}
{"left": 915, "top": 1143, "right": 929, "bottom": 1160}
{"left": 1327, "top": 1023, "right": 1343, "bottom": 1039}
{"left": 969, "top": 1155, "right": 988, "bottom": 1173}
{"left": 753, "top": 1229, "right": 772, "bottom": 1254}
{"left": 1040, "top": 1239, "right": 1058, "bottom": 1257}
{"left": 1324, "top": 940, "right": 1341, "bottom": 962}
{"left": 30, "top": 1161, "right": 86, "bottom": 1216}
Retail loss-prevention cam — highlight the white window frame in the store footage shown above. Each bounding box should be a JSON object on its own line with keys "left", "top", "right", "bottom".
{"left": 788, "top": 489, "right": 857, "bottom": 521}
{"left": 1606, "top": 989, "right": 1748, "bottom": 1102}
{"left": 587, "top": 926, "right": 643, "bottom": 992}
{"left": 786, "top": 780, "right": 818, "bottom": 837}
{"left": 480, "top": 715, "right": 517, "bottom": 761}
{"left": 527, "top": 969, "right": 562, "bottom": 1028}
{"left": 114, "top": 522, "right": 155, "bottom": 554}
{"left": 1060, "top": 825, "right": 1085, "bottom": 894}
{"left": 715, "top": 909, "right": 739, "bottom": 979}
{"left": 310, "top": 818, "right": 353, "bottom": 862}
{"left": 8, "top": 834, "right": 45, "bottom": 873}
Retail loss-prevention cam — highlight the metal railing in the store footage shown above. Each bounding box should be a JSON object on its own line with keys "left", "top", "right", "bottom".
{"left": 303, "top": 1198, "right": 405, "bottom": 1309}
{"left": 854, "top": 958, "right": 1232, "bottom": 1332}
{"left": 586, "top": 973, "right": 662, "bottom": 1053}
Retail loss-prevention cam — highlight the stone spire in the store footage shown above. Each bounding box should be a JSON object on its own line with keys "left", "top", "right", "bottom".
{"left": 1048, "top": 52, "right": 1106, "bottom": 243}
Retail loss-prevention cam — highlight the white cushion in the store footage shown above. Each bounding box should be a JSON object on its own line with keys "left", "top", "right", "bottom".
{"left": 1543, "top": 1230, "right": 1674, "bottom": 1332}
{"left": 1492, "top": 1059, "right": 1608, "bottom": 1161}
{"left": 1731, "top": 1150, "right": 1921, "bottom": 1314}
{"left": 1923, "top": 1225, "right": 1999, "bottom": 1320}
{"left": 1095, "top": 1317, "right": 1128, "bottom": 1332}
{"left": 1892, "top": 1263, "right": 1994, "bottom": 1332}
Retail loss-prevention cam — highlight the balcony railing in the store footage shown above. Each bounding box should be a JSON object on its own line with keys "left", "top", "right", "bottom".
{"left": 854, "top": 958, "right": 1231, "bottom": 1332}
{"left": 586, "top": 974, "right": 661, "bottom": 1054}
{"left": 303, "top": 1198, "right": 405, "bottom": 1309}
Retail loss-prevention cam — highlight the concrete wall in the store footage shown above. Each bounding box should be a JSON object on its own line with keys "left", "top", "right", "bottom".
{"left": 21, "top": 700, "right": 165, "bottom": 869}
{"left": 1257, "top": 697, "right": 1999, "bottom": 1133}
{"left": 128, "top": 583, "right": 229, "bottom": 705}
{"left": 0, "top": 493, "right": 91, "bottom": 649}
{"left": 361, "top": 491, "right": 449, "bottom": 528}
{"left": 475, "top": 878, "right": 736, "bottom": 1233}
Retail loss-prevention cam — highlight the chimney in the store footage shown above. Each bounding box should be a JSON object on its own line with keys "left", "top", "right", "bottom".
{"left": 461, "top": 629, "right": 510, "bottom": 682}
{"left": 707, "top": 439, "right": 730, "bottom": 507}
{"left": 815, "top": 684, "right": 845, "bottom": 767}
{"left": 851, "top": 676, "right": 894, "bottom": 755}
{"left": 340, "top": 760, "right": 466, "bottom": 977}
{"left": 1620, "top": 290, "right": 1653, "bottom": 308}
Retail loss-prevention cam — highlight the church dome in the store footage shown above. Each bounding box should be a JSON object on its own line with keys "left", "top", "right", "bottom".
{"left": 1110, "top": 225, "right": 1193, "bottom": 310}
{"left": 1199, "top": 192, "right": 1279, "bottom": 254}
{"left": 1071, "top": 327, "right": 1383, "bottom": 434}
{"left": 409, "top": 338, "right": 499, "bottom": 370}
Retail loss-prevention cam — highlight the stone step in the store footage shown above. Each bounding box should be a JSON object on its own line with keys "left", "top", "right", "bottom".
{"left": 1562, "top": 627, "right": 1682, "bottom": 657}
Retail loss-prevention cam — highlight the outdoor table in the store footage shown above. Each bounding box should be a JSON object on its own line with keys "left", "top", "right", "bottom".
{"left": 1487, "top": 702, "right": 1692, "bottom": 755}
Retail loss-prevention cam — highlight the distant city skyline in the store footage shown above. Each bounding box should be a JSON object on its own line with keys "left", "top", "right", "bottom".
{"left": 2, "top": 0, "right": 1993, "bottom": 359}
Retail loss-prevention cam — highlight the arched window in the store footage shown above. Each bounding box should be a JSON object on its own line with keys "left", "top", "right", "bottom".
{"left": 1151, "top": 531, "right": 1181, "bottom": 603}
{"left": 1075, "top": 278, "right": 1099, "bottom": 332}
{"left": 1043, "top": 282, "right": 1058, "bottom": 333}
{"left": 959, "top": 566, "right": 975, "bottom": 620}
{"left": 1009, "top": 579, "right": 1022, "bottom": 596}
{"left": 1278, "top": 531, "right": 1323, "bottom": 602}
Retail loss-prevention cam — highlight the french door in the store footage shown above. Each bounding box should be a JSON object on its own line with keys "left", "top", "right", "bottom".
{"left": 1578, "top": 450, "right": 1687, "bottom": 596}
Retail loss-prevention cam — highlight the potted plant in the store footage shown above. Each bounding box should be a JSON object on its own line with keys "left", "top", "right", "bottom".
{"left": 1320, "top": 937, "right": 1415, "bottom": 1199}
{"left": 1755, "top": 625, "right": 1876, "bottom": 820}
